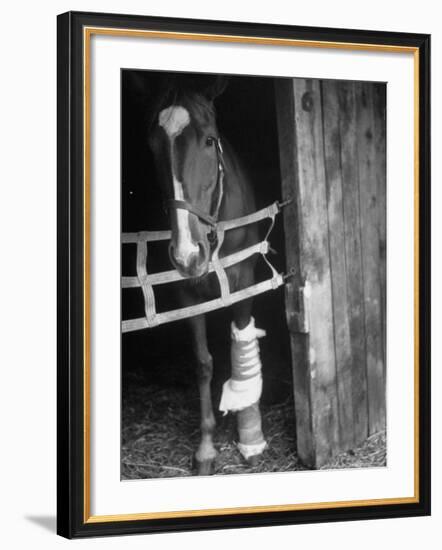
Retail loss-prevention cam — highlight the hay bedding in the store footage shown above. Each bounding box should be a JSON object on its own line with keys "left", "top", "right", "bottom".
{"left": 321, "top": 430, "right": 387, "bottom": 470}
{"left": 122, "top": 369, "right": 386, "bottom": 479}
{"left": 122, "top": 383, "right": 302, "bottom": 479}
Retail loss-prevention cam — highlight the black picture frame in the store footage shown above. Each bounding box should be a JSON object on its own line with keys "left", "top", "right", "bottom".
{"left": 57, "top": 10, "right": 431, "bottom": 539}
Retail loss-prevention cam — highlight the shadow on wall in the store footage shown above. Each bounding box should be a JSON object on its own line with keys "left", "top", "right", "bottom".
{"left": 24, "top": 516, "right": 56, "bottom": 534}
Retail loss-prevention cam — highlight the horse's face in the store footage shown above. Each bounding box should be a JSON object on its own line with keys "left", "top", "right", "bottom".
{"left": 149, "top": 94, "right": 222, "bottom": 278}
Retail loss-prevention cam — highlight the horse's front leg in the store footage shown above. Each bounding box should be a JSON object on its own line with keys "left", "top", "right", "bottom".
{"left": 188, "top": 313, "right": 217, "bottom": 475}
{"left": 220, "top": 296, "right": 267, "bottom": 466}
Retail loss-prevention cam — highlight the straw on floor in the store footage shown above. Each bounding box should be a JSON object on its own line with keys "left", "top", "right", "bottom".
{"left": 122, "top": 377, "right": 386, "bottom": 479}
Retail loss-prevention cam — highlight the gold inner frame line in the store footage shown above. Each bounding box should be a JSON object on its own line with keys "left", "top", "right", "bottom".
{"left": 82, "top": 26, "right": 420, "bottom": 524}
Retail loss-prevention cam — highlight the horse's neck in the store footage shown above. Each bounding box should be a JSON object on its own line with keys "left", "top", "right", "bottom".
{"left": 219, "top": 142, "right": 256, "bottom": 222}
{"left": 217, "top": 142, "right": 258, "bottom": 256}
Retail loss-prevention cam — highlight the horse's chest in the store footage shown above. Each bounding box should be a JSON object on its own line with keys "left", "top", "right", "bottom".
{"left": 185, "top": 272, "right": 219, "bottom": 300}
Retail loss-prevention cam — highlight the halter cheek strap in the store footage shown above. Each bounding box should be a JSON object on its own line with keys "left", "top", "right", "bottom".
{"left": 167, "top": 137, "right": 225, "bottom": 230}
{"left": 167, "top": 200, "right": 217, "bottom": 227}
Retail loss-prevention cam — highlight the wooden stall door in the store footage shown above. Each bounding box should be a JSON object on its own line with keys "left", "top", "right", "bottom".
{"left": 275, "top": 78, "right": 386, "bottom": 468}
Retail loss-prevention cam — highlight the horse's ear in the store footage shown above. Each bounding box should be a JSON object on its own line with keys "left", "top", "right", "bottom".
{"left": 123, "top": 71, "right": 155, "bottom": 104}
{"left": 123, "top": 71, "right": 176, "bottom": 131}
{"left": 205, "top": 75, "right": 229, "bottom": 101}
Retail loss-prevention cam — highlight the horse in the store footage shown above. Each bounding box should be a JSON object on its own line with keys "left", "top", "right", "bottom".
{"left": 147, "top": 77, "right": 268, "bottom": 475}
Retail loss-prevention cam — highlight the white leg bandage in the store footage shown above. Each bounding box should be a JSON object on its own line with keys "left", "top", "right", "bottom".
{"left": 219, "top": 317, "right": 267, "bottom": 459}
{"left": 237, "top": 403, "right": 266, "bottom": 459}
{"left": 219, "top": 317, "right": 266, "bottom": 414}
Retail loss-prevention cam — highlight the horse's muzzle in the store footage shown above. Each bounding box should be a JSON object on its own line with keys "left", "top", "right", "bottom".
{"left": 168, "top": 238, "right": 210, "bottom": 278}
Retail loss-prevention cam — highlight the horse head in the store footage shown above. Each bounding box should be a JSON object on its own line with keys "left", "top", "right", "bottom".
{"left": 148, "top": 77, "right": 229, "bottom": 278}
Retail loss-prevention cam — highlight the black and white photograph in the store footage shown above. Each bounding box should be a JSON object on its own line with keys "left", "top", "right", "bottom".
{"left": 121, "top": 70, "right": 387, "bottom": 480}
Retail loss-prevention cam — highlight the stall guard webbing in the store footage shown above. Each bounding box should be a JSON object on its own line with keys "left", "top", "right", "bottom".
{"left": 122, "top": 201, "right": 285, "bottom": 332}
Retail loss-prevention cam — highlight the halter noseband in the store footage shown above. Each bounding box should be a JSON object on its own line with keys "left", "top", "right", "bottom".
{"left": 167, "top": 137, "right": 225, "bottom": 231}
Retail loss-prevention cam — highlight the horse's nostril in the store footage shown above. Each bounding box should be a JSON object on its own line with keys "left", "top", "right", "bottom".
{"left": 195, "top": 241, "right": 210, "bottom": 267}
{"left": 169, "top": 239, "right": 210, "bottom": 277}
{"left": 198, "top": 239, "right": 209, "bottom": 256}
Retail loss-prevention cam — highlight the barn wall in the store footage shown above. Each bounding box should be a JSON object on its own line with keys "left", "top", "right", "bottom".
{"left": 276, "top": 78, "right": 386, "bottom": 468}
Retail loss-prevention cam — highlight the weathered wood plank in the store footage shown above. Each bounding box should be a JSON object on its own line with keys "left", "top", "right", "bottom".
{"left": 356, "top": 82, "right": 386, "bottom": 434}
{"left": 338, "top": 81, "right": 369, "bottom": 445}
{"left": 275, "top": 79, "right": 314, "bottom": 467}
{"left": 373, "top": 83, "right": 387, "bottom": 373}
{"left": 321, "top": 80, "right": 355, "bottom": 450}
{"left": 292, "top": 78, "right": 340, "bottom": 466}
{"left": 275, "top": 78, "right": 385, "bottom": 465}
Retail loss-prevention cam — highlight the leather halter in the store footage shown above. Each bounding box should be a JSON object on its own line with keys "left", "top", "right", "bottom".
{"left": 167, "top": 137, "right": 225, "bottom": 231}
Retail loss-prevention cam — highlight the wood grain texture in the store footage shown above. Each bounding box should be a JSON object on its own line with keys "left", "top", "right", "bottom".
{"left": 292, "top": 78, "right": 340, "bottom": 466}
{"left": 276, "top": 78, "right": 386, "bottom": 466}
{"left": 373, "top": 83, "right": 387, "bottom": 375}
{"left": 337, "top": 81, "right": 369, "bottom": 444}
{"left": 275, "top": 79, "right": 315, "bottom": 466}
{"left": 321, "top": 80, "right": 356, "bottom": 450}
{"left": 356, "top": 82, "right": 386, "bottom": 434}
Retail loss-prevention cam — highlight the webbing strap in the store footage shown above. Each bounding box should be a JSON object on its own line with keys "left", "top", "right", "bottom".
{"left": 211, "top": 230, "right": 230, "bottom": 306}
{"left": 218, "top": 202, "right": 279, "bottom": 232}
{"left": 136, "top": 240, "right": 157, "bottom": 327}
{"left": 261, "top": 211, "right": 280, "bottom": 289}
{"left": 121, "top": 201, "right": 281, "bottom": 243}
{"left": 122, "top": 200, "right": 289, "bottom": 332}
{"left": 122, "top": 240, "right": 269, "bottom": 288}
{"left": 122, "top": 274, "right": 284, "bottom": 332}
{"left": 122, "top": 230, "right": 170, "bottom": 243}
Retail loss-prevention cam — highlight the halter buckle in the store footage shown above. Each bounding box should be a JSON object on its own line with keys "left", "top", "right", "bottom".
{"left": 207, "top": 229, "right": 218, "bottom": 248}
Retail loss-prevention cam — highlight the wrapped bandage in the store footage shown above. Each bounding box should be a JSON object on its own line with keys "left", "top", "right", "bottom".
{"left": 219, "top": 318, "right": 267, "bottom": 459}
{"left": 219, "top": 317, "right": 266, "bottom": 414}
{"left": 237, "top": 402, "right": 266, "bottom": 459}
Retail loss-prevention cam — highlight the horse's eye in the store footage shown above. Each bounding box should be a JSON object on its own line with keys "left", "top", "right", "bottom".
{"left": 206, "top": 136, "right": 214, "bottom": 147}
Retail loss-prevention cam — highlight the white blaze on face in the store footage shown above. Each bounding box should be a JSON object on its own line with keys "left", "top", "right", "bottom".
{"left": 158, "top": 106, "right": 199, "bottom": 265}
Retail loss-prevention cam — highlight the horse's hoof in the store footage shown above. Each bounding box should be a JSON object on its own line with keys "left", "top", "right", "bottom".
{"left": 245, "top": 453, "right": 262, "bottom": 467}
{"left": 193, "top": 457, "right": 215, "bottom": 476}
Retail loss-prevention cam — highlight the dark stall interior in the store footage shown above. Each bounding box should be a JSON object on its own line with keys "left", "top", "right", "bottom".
{"left": 121, "top": 70, "right": 295, "bottom": 478}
